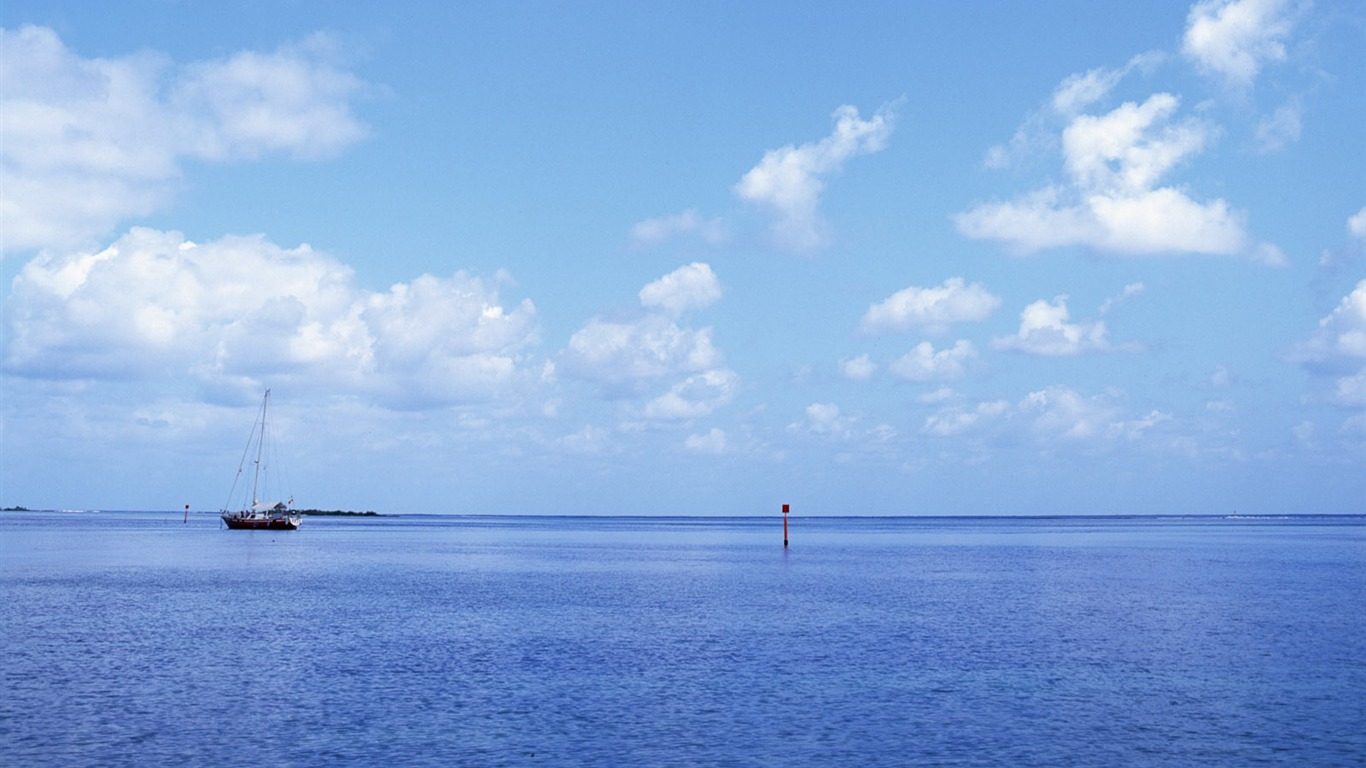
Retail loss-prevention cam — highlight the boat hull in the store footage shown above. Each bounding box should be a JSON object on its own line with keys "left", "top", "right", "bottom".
{"left": 221, "top": 512, "right": 300, "bottom": 530}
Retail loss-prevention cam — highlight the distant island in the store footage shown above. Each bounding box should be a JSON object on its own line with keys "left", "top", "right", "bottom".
{"left": 2, "top": 506, "right": 30, "bottom": 512}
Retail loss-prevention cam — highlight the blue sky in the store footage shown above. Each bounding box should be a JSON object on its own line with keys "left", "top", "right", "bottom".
{"left": 2, "top": 0, "right": 1363, "bottom": 515}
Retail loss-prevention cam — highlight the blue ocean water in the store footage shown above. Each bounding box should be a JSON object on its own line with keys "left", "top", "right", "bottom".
{"left": 2, "top": 512, "right": 1363, "bottom": 767}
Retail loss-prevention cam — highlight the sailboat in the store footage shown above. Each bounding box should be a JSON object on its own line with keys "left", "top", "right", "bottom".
{"left": 220, "top": 389, "right": 301, "bottom": 531}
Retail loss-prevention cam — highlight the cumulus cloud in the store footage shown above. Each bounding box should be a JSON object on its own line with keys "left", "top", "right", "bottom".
{"left": 922, "top": 399, "right": 1010, "bottom": 437}
{"left": 684, "top": 427, "right": 728, "bottom": 454}
{"left": 643, "top": 369, "right": 738, "bottom": 420}
{"left": 1062, "top": 94, "right": 1209, "bottom": 193}
{"left": 860, "top": 278, "right": 1001, "bottom": 336}
{"left": 0, "top": 26, "right": 370, "bottom": 256}
{"left": 960, "top": 25, "right": 1293, "bottom": 266}
{"left": 1, "top": 228, "right": 537, "bottom": 407}
{"left": 1021, "top": 387, "right": 1121, "bottom": 440}
{"left": 734, "top": 103, "right": 896, "bottom": 251}
{"left": 840, "top": 354, "right": 877, "bottom": 381}
{"left": 889, "top": 341, "right": 979, "bottom": 382}
{"left": 1291, "top": 280, "right": 1366, "bottom": 367}
{"left": 1349, "top": 208, "right": 1366, "bottom": 241}
{"left": 1289, "top": 280, "right": 1366, "bottom": 408}
{"left": 1182, "top": 0, "right": 1295, "bottom": 89}
{"left": 918, "top": 387, "right": 960, "bottom": 405}
{"left": 1254, "top": 98, "right": 1302, "bottom": 153}
{"left": 958, "top": 91, "right": 1277, "bottom": 260}
{"left": 1021, "top": 387, "right": 1171, "bottom": 446}
{"left": 985, "top": 53, "right": 1162, "bottom": 170}
{"left": 1051, "top": 66, "right": 1131, "bottom": 118}
{"left": 793, "top": 402, "right": 853, "bottom": 437}
{"left": 1329, "top": 373, "right": 1366, "bottom": 408}
{"left": 629, "top": 209, "right": 728, "bottom": 250}
{"left": 917, "top": 387, "right": 1176, "bottom": 455}
{"left": 171, "top": 33, "right": 370, "bottom": 162}
{"left": 561, "top": 263, "right": 736, "bottom": 420}
{"left": 561, "top": 315, "right": 719, "bottom": 389}
{"left": 993, "top": 296, "right": 1120, "bottom": 356}
{"left": 557, "top": 425, "right": 613, "bottom": 455}
{"left": 638, "top": 262, "right": 722, "bottom": 318}
{"left": 1099, "top": 282, "right": 1146, "bottom": 315}
{"left": 1052, "top": 58, "right": 1143, "bottom": 116}
{"left": 359, "top": 274, "right": 539, "bottom": 406}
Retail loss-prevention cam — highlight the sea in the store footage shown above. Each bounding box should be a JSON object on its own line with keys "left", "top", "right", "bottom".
{"left": 1, "top": 511, "right": 1363, "bottom": 767}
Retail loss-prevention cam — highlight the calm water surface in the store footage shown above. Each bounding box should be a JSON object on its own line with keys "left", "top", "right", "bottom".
{"left": 2, "top": 512, "right": 1364, "bottom": 766}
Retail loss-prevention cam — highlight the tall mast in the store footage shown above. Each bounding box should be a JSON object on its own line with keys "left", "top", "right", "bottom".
{"left": 250, "top": 389, "right": 270, "bottom": 506}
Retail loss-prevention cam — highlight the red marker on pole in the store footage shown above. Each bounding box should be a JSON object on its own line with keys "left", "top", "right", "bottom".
{"left": 782, "top": 503, "right": 789, "bottom": 547}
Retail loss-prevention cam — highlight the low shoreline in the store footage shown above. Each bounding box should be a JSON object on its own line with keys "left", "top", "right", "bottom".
{"left": 0, "top": 507, "right": 394, "bottom": 517}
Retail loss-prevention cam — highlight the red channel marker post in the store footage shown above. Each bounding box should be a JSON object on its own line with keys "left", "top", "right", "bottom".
{"left": 782, "top": 503, "right": 789, "bottom": 547}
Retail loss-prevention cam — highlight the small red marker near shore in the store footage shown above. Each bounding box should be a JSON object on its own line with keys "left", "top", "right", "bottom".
{"left": 782, "top": 503, "right": 789, "bottom": 547}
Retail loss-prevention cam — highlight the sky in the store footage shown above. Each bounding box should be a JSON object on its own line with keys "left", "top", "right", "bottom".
{"left": 2, "top": 0, "right": 1364, "bottom": 516}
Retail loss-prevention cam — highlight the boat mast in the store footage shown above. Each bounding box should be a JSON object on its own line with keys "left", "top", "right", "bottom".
{"left": 250, "top": 389, "right": 270, "bottom": 507}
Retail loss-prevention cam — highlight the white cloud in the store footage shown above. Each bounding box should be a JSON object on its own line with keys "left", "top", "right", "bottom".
{"left": 794, "top": 402, "right": 853, "bottom": 437}
{"left": 171, "top": 33, "right": 371, "bottom": 162}
{"left": 629, "top": 209, "right": 728, "bottom": 249}
{"left": 1210, "top": 365, "right": 1234, "bottom": 389}
{"left": 360, "top": 274, "right": 539, "bottom": 405}
{"left": 734, "top": 103, "right": 895, "bottom": 251}
{"left": 1020, "top": 387, "right": 1125, "bottom": 442}
{"left": 560, "top": 264, "right": 734, "bottom": 417}
{"left": 1291, "top": 280, "right": 1366, "bottom": 367}
{"left": 958, "top": 92, "right": 1275, "bottom": 260}
{"left": 561, "top": 315, "right": 718, "bottom": 389}
{"left": 986, "top": 53, "right": 1163, "bottom": 170}
{"left": 643, "top": 369, "right": 738, "bottom": 420}
{"left": 1051, "top": 66, "right": 1130, "bottom": 117}
{"left": 1099, "top": 282, "right": 1146, "bottom": 315}
{"left": 1182, "top": 0, "right": 1295, "bottom": 88}
{"left": 1061, "top": 94, "right": 1208, "bottom": 194}
{"left": 918, "top": 387, "right": 960, "bottom": 405}
{"left": 1330, "top": 372, "right": 1366, "bottom": 408}
{"left": 1052, "top": 53, "right": 1165, "bottom": 117}
{"left": 840, "top": 354, "right": 877, "bottom": 381}
{"left": 916, "top": 387, "right": 1176, "bottom": 455}
{"left": 557, "top": 425, "right": 613, "bottom": 455}
{"left": 993, "top": 296, "right": 1113, "bottom": 356}
{"left": 859, "top": 278, "right": 1001, "bottom": 336}
{"left": 1254, "top": 99, "right": 1302, "bottom": 153}
{"left": 684, "top": 427, "right": 728, "bottom": 454}
{"left": 1, "top": 228, "right": 538, "bottom": 407}
{"left": 1349, "top": 208, "right": 1366, "bottom": 241}
{"left": 1341, "top": 413, "right": 1366, "bottom": 436}
{"left": 0, "top": 26, "right": 370, "bottom": 255}
{"left": 638, "top": 263, "right": 721, "bottom": 318}
{"left": 955, "top": 187, "right": 1095, "bottom": 253}
{"left": 889, "top": 340, "right": 979, "bottom": 382}
{"left": 1290, "top": 280, "right": 1366, "bottom": 409}
{"left": 922, "top": 399, "right": 1009, "bottom": 437}
{"left": 1094, "top": 188, "right": 1259, "bottom": 256}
